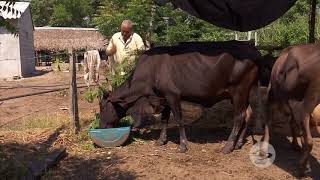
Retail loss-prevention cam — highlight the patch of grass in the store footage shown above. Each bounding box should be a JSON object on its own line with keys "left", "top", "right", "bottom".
{"left": 76, "top": 130, "right": 95, "bottom": 151}
{"left": 83, "top": 88, "right": 98, "bottom": 103}
{"left": 2, "top": 113, "right": 69, "bottom": 131}
{"left": 1, "top": 111, "right": 97, "bottom": 132}
{"left": 56, "top": 89, "right": 68, "bottom": 97}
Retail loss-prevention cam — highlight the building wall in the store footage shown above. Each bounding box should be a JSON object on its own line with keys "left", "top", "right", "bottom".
{"left": 0, "top": 21, "right": 21, "bottom": 79}
{"left": 18, "top": 7, "right": 35, "bottom": 76}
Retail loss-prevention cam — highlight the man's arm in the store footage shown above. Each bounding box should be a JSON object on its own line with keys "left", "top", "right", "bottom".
{"left": 106, "top": 38, "right": 117, "bottom": 56}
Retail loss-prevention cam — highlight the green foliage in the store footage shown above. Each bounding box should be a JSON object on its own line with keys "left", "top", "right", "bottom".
{"left": 83, "top": 82, "right": 108, "bottom": 103}
{"left": 0, "top": 17, "right": 17, "bottom": 34}
{"left": 107, "top": 50, "right": 143, "bottom": 89}
{"left": 93, "top": 0, "right": 231, "bottom": 45}
{"left": 108, "top": 58, "right": 136, "bottom": 89}
{"left": 258, "top": 17, "right": 308, "bottom": 46}
{"left": 29, "top": 0, "right": 320, "bottom": 48}
{"left": 89, "top": 113, "right": 100, "bottom": 129}
{"left": 83, "top": 89, "right": 96, "bottom": 103}
{"left": 89, "top": 113, "right": 133, "bottom": 129}
{"left": 30, "top": 0, "right": 56, "bottom": 26}
{"left": 0, "top": 1, "right": 18, "bottom": 34}
{"left": 118, "top": 116, "right": 134, "bottom": 127}
{"left": 49, "top": 0, "right": 93, "bottom": 27}
{"left": 31, "top": 0, "right": 98, "bottom": 27}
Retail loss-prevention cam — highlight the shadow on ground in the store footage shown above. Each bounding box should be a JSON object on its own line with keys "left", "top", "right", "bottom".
{"left": 269, "top": 135, "right": 320, "bottom": 179}
{"left": 0, "top": 126, "right": 137, "bottom": 180}
{"left": 132, "top": 125, "right": 320, "bottom": 179}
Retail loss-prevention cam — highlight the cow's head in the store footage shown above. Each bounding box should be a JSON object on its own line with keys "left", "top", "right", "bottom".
{"left": 257, "top": 53, "right": 277, "bottom": 86}
{"left": 99, "top": 91, "right": 166, "bottom": 130}
{"left": 99, "top": 91, "right": 126, "bottom": 128}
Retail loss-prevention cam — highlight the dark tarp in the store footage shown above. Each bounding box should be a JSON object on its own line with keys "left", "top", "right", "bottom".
{"left": 158, "top": 0, "right": 297, "bottom": 32}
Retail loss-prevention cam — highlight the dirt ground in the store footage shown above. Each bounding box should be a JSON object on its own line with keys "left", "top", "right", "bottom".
{"left": 1, "top": 68, "right": 320, "bottom": 180}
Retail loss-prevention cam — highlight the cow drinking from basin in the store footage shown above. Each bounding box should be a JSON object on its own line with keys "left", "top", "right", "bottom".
{"left": 100, "top": 40, "right": 261, "bottom": 153}
{"left": 262, "top": 43, "right": 320, "bottom": 176}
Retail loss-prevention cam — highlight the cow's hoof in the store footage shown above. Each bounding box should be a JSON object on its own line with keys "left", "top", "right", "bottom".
{"left": 177, "top": 145, "right": 187, "bottom": 153}
{"left": 234, "top": 141, "right": 244, "bottom": 150}
{"left": 155, "top": 139, "right": 167, "bottom": 146}
{"left": 222, "top": 143, "right": 234, "bottom": 154}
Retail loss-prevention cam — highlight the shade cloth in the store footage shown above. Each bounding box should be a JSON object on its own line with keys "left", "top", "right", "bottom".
{"left": 157, "top": 0, "right": 297, "bottom": 31}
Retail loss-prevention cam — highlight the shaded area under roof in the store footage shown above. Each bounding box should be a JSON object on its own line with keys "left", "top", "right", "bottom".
{"left": 34, "top": 27, "right": 108, "bottom": 51}
{"left": 159, "top": 0, "right": 297, "bottom": 31}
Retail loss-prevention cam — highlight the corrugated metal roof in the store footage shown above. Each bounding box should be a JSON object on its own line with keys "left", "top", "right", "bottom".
{"left": 0, "top": 1, "right": 30, "bottom": 19}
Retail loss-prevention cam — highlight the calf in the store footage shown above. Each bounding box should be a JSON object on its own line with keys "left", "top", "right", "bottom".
{"left": 262, "top": 43, "right": 320, "bottom": 176}
{"left": 100, "top": 40, "right": 260, "bottom": 153}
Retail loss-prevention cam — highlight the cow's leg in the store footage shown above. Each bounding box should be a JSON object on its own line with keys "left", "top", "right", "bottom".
{"left": 298, "top": 84, "right": 320, "bottom": 176}
{"left": 299, "top": 113, "right": 313, "bottom": 176}
{"left": 235, "top": 105, "right": 253, "bottom": 150}
{"left": 260, "top": 95, "right": 274, "bottom": 158}
{"left": 223, "top": 94, "right": 248, "bottom": 154}
{"left": 290, "top": 120, "right": 301, "bottom": 151}
{"left": 287, "top": 102, "right": 301, "bottom": 151}
{"left": 155, "top": 106, "right": 170, "bottom": 146}
{"left": 165, "top": 95, "right": 187, "bottom": 153}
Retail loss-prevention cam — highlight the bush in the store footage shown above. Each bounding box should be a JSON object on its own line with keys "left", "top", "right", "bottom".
{"left": 83, "top": 82, "right": 108, "bottom": 103}
{"left": 89, "top": 113, "right": 100, "bottom": 129}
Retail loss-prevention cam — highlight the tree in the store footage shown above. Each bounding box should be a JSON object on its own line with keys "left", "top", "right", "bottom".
{"left": 93, "top": 0, "right": 231, "bottom": 45}
{"left": 31, "top": 0, "right": 56, "bottom": 27}
{"left": 49, "top": 0, "right": 93, "bottom": 27}
{"left": 257, "top": 0, "right": 315, "bottom": 47}
{"left": 0, "top": 0, "right": 18, "bottom": 33}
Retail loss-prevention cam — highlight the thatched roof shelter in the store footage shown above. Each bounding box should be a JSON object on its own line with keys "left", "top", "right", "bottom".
{"left": 34, "top": 27, "right": 108, "bottom": 51}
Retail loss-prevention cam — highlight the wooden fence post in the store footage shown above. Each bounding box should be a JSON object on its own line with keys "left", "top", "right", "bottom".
{"left": 309, "top": 0, "right": 317, "bottom": 43}
{"left": 69, "top": 48, "right": 80, "bottom": 134}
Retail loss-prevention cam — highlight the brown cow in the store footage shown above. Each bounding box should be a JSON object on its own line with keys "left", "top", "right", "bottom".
{"left": 262, "top": 43, "right": 320, "bottom": 176}
{"left": 100, "top": 40, "right": 260, "bottom": 153}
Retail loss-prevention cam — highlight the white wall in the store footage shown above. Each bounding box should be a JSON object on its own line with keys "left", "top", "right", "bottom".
{"left": 0, "top": 23, "right": 21, "bottom": 79}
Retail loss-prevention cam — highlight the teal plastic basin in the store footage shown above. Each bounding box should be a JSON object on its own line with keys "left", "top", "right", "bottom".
{"left": 88, "top": 127, "right": 131, "bottom": 147}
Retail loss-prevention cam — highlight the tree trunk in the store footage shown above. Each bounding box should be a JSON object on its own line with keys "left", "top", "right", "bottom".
{"left": 69, "top": 48, "right": 80, "bottom": 134}
{"left": 146, "top": 4, "right": 156, "bottom": 48}
{"left": 309, "top": 0, "right": 317, "bottom": 43}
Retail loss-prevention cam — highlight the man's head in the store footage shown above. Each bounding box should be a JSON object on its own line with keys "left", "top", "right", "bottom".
{"left": 121, "top": 20, "right": 133, "bottom": 42}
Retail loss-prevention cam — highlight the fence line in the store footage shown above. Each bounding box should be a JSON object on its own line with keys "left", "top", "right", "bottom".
{"left": 0, "top": 51, "right": 87, "bottom": 62}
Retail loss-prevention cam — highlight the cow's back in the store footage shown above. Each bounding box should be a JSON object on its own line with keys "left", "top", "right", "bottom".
{"left": 132, "top": 41, "right": 260, "bottom": 106}
{"left": 271, "top": 44, "right": 320, "bottom": 99}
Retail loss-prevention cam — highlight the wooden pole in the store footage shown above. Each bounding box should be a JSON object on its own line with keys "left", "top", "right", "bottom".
{"left": 309, "top": 0, "right": 317, "bottom": 43}
{"left": 69, "top": 48, "right": 80, "bottom": 134}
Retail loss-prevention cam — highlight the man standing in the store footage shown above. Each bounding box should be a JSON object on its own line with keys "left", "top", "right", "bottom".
{"left": 106, "top": 20, "right": 146, "bottom": 77}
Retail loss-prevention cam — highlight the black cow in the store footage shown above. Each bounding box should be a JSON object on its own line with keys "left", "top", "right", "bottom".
{"left": 100, "top": 40, "right": 261, "bottom": 153}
